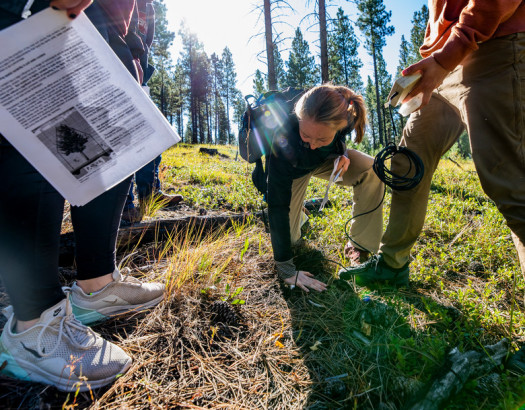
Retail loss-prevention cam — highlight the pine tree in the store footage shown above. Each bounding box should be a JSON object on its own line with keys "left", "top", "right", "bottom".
{"left": 256, "top": 1, "right": 292, "bottom": 90}
{"left": 56, "top": 125, "right": 89, "bottom": 160}
{"left": 194, "top": 54, "right": 211, "bottom": 144}
{"left": 253, "top": 69, "right": 266, "bottom": 95}
{"left": 375, "top": 54, "right": 394, "bottom": 143}
{"left": 171, "top": 62, "right": 186, "bottom": 139}
{"left": 221, "top": 47, "right": 239, "bottom": 144}
{"left": 232, "top": 92, "right": 246, "bottom": 134}
{"left": 273, "top": 42, "right": 286, "bottom": 90}
{"left": 285, "top": 28, "right": 317, "bottom": 89}
{"left": 149, "top": 0, "right": 175, "bottom": 117}
{"left": 409, "top": 4, "right": 429, "bottom": 62}
{"left": 178, "top": 23, "right": 207, "bottom": 143}
{"left": 216, "top": 99, "right": 229, "bottom": 145}
{"left": 328, "top": 7, "right": 363, "bottom": 92}
{"left": 364, "top": 76, "right": 378, "bottom": 151}
{"left": 396, "top": 35, "right": 411, "bottom": 77}
{"left": 356, "top": 0, "right": 394, "bottom": 147}
{"left": 210, "top": 53, "right": 224, "bottom": 142}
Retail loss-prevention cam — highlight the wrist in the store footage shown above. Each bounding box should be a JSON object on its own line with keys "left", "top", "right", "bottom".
{"left": 275, "top": 259, "right": 297, "bottom": 280}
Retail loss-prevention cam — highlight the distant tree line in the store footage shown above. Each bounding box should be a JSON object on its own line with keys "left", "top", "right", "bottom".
{"left": 148, "top": 1, "right": 447, "bottom": 154}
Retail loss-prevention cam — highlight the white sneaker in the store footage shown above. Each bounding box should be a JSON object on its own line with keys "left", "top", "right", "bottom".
{"left": 0, "top": 298, "right": 131, "bottom": 392}
{"left": 70, "top": 268, "right": 165, "bottom": 325}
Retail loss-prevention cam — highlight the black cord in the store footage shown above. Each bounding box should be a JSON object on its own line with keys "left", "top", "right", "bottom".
{"left": 344, "top": 185, "right": 386, "bottom": 254}
{"left": 373, "top": 142, "right": 424, "bottom": 191}
{"left": 291, "top": 144, "right": 425, "bottom": 282}
{"left": 344, "top": 143, "right": 424, "bottom": 254}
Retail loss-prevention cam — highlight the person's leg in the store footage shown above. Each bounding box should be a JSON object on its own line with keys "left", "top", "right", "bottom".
{"left": 312, "top": 150, "right": 384, "bottom": 254}
{"left": 451, "top": 33, "right": 525, "bottom": 279}
{"left": 0, "top": 141, "right": 132, "bottom": 392}
{"left": 71, "top": 176, "right": 132, "bottom": 283}
{"left": 0, "top": 141, "right": 65, "bottom": 322}
{"left": 443, "top": 33, "right": 525, "bottom": 371}
{"left": 69, "top": 177, "right": 164, "bottom": 325}
{"left": 380, "top": 94, "right": 464, "bottom": 269}
{"left": 338, "top": 93, "right": 464, "bottom": 285}
{"left": 289, "top": 173, "right": 314, "bottom": 245}
{"left": 135, "top": 154, "right": 183, "bottom": 207}
{"left": 135, "top": 156, "right": 161, "bottom": 201}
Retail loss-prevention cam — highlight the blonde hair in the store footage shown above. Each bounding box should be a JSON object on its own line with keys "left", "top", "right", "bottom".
{"left": 294, "top": 84, "right": 367, "bottom": 143}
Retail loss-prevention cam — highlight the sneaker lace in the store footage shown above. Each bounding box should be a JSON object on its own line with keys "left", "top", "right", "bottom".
{"left": 36, "top": 314, "right": 97, "bottom": 358}
{"left": 120, "top": 268, "right": 142, "bottom": 285}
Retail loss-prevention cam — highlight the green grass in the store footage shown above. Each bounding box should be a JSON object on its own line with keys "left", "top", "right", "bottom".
{"left": 159, "top": 144, "right": 525, "bottom": 408}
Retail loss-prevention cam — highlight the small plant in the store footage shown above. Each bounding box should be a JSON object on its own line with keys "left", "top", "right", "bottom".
{"left": 239, "top": 238, "right": 249, "bottom": 262}
{"left": 221, "top": 283, "right": 245, "bottom": 305}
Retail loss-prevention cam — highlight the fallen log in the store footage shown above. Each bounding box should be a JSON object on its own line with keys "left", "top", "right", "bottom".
{"left": 58, "top": 199, "right": 333, "bottom": 267}
{"left": 199, "top": 147, "right": 229, "bottom": 158}
{"left": 406, "top": 339, "right": 508, "bottom": 410}
{"left": 59, "top": 213, "right": 256, "bottom": 266}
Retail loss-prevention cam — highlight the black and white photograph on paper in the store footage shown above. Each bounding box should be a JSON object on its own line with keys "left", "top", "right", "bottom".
{"left": 34, "top": 107, "right": 113, "bottom": 179}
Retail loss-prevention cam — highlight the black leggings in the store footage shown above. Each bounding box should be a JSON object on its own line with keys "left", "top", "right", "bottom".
{"left": 0, "top": 2, "right": 139, "bottom": 321}
{"left": 0, "top": 142, "right": 132, "bottom": 320}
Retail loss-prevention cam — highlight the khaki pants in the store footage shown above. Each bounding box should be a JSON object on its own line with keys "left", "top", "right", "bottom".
{"left": 382, "top": 33, "right": 525, "bottom": 278}
{"left": 289, "top": 149, "right": 384, "bottom": 253}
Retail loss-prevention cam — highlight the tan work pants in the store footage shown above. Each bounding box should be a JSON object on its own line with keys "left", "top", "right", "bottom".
{"left": 289, "top": 149, "right": 384, "bottom": 253}
{"left": 382, "top": 33, "right": 525, "bottom": 278}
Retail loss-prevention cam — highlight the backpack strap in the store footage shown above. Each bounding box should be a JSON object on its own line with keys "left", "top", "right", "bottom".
{"left": 251, "top": 157, "right": 268, "bottom": 197}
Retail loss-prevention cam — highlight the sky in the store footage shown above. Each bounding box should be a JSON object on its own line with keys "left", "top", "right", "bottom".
{"left": 165, "top": 0, "right": 427, "bottom": 96}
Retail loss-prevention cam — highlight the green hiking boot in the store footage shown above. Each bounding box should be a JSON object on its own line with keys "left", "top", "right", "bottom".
{"left": 338, "top": 254, "right": 410, "bottom": 287}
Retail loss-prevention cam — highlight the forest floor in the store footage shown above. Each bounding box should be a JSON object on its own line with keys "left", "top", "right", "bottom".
{"left": 0, "top": 144, "right": 524, "bottom": 409}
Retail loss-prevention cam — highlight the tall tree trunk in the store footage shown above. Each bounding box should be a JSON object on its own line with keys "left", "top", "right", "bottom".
{"left": 372, "top": 41, "right": 384, "bottom": 146}
{"left": 198, "top": 101, "right": 205, "bottom": 144}
{"left": 319, "top": 0, "right": 328, "bottom": 83}
{"left": 177, "top": 108, "right": 183, "bottom": 141}
{"left": 214, "top": 90, "right": 219, "bottom": 142}
{"left": 264, "top": 0, "right": 277, "bottom": 90}
{"left": 160, "top": 70, "right": 166, "bottom": 117}
{"left": 191, "top": 95, "right": 198, "bottom": 144}
{"left": 206, "top": 97, "right": 212, "bottom": 144}
{"left": 371, "top": 109, "right": 377, "bottom": 150}
{"left": 225, "top": 88, "right": 231, "bottom": 143}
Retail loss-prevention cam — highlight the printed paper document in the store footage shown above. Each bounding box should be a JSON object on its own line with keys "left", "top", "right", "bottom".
{"left": 0, "top": 8, "right": 180, "bottom": 205}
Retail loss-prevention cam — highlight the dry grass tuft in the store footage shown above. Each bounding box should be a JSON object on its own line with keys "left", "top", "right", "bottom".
{"left": 96, "top": 224, "right": 312, "bottom": 409}
{"left": 0, "top": 223, "right": 315, "bottom": 409}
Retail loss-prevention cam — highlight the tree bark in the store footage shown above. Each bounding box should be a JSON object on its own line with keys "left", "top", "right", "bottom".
{"left": 319, "top": 0, "right": 329, "bottom": 83}
{"left": 264, "top": 0, "right": 277, "bottom": 90}
{"left": 372, "top": 41, "right": 384, "bottom": 147}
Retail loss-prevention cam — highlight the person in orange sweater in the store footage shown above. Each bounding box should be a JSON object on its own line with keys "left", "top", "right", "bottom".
{"left": 340, "top": 1, "right": 525, "bottom": 296}
{"left": 340, "top": 0, "right": 525, "bottom": 371}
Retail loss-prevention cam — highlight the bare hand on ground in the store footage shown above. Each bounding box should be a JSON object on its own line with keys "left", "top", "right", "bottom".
{"left": 402, "top": 56, "right": 450, "bottom": 108}
{"left": 284, "top": 271, "right": 327, "bottom": 293}
{"left": 50, "top": 0, "right": 93, "bottom": 17}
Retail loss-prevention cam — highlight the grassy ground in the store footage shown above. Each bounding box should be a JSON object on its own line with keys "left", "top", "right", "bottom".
{"left": 0, "top": 143, "right": 524, "bottom": 409}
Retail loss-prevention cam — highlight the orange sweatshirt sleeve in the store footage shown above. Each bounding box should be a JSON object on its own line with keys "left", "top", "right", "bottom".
{"left": 425, "top": 0, "right": 524, "bottom": 71}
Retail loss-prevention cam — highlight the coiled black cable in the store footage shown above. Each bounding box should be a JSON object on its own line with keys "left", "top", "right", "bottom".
{"left": 344, "top": 143, "right": 424, "bottom": 253}
{"left": 373, "top": 142, "right": 424, "bottom": 191}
